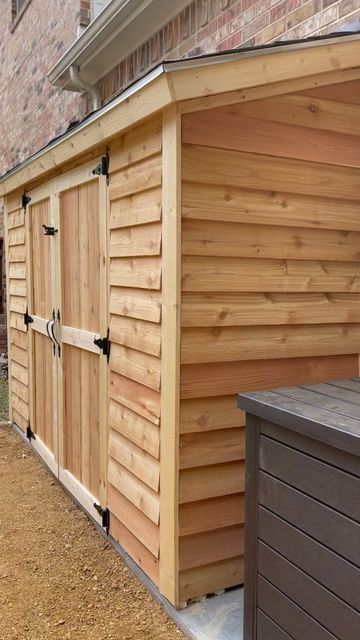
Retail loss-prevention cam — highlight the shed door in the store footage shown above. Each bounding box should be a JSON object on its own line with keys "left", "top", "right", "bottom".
{"left": 26, "top": 160, "right": 108, "bottom": 525}
{"left": 28, "top": 196, "right": 58, "bottom": 476}
{"left": 56, "top": 169, "right": 108, "bottom": 520}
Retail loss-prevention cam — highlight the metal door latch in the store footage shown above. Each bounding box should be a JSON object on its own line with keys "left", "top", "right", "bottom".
{"left": 24, "top": 309, "right": 33, "bottom": 330}
{"left": 94, "top": 328, "right": 111, "bottom": 362}
{"left": 26, "top": 425, "right": 35, "bottom": 442}
{"left": 22, "top": 193, "right": 31, "bottom": 209}
{"left": 94, "top": 504, "right": 110, "bottom": 534}
{"left": 92, "top": 151, "right": 109, "bottom": 184}
{"left": 42, "top": 225, "right": 58, "bottom": 236}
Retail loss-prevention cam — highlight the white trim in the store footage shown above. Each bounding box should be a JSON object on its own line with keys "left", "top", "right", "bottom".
{"left": 58, "top": 468, "right": 103, "bottom": 527}
{"left": 48, "top": 0, "right": 190, "bottom": 89}
{"left": 32, "top": 435, "right": 58, "bottom": 477}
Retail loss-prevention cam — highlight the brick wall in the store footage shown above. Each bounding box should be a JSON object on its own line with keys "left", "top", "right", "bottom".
{"left": 0, "top": 0, "right": 86, "bottom": 176}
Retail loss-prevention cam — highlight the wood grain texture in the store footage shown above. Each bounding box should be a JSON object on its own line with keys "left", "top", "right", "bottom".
{"left": 182, "top": 218, "right": 360, "bottom": 262}
{"left": 109, "top": 398, "right": 160, "bottom": 459}
{"left": 110, "top": 513, "right": 159, "bottom": 586}
{"left": 181, "top": 323, "right": 360, "bottom": 364}
{"left": 180, "top": 525, "right": 244, "bottom": 570}
{"left": 110, "top": 287, "right": 161, "bottom": 323}
{"left": 183, "top": 181, "right": 360, "bottom": 231}
{"left": 182, "top": 292, "right": 360, "bottom": 327}
{"left": 181, "top": 354, "right": 358, "bottom": 399}
{"left": 183, "top": 106, "right": 360, "bottom": 167}
{"left": 179, "top": 428, "right": 245, "bottom": 468}
{"left": 179, "top": 461, "right": 245, "bottom": 503}
{"left": 179, "top": 556, "right": 244, "bottom": 601}
{"left": 182, "top": 256, "right": 360, "bottom": 293}
{"left": 108, "top": 456, "right": 160, "bottom": 525}
{"left": 110, "top": 315, "right": 161, "bottom": 357}
{"left": 179, "top": 494, "right": 245, "bottom": 536}
{"left": 109, "top": 428, "right": 160, "bottom": 492}
{"left": 183, "top": 145, "right": 360, "bottom": 200}
{"left": 108, "top": 484, "right": 159, "bottom": 557}
{"left": 180, "top": 395, "right": 245, "bottom": 433}
{"left": 107, "top": 122, "right": 163, "bottom": 590}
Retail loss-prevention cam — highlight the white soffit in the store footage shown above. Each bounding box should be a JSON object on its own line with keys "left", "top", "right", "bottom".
{"left": 48, "top": 0, "right": 191, "bottom": 89}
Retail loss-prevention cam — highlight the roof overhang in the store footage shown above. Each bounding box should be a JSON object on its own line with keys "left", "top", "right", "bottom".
{"left": 2, "top": 32, "right": 360, "bottom": 196}
{"left": 48, "top": 0, "right": 191, "bottom": 90}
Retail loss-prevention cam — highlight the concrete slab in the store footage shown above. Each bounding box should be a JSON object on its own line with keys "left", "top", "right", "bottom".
{"left": 175, "top": 588, "right": 243, "bottom": 640}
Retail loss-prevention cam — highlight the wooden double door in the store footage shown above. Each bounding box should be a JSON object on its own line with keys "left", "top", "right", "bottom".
{"left": 26, "top": 161, "right": 108, "bottom": 523}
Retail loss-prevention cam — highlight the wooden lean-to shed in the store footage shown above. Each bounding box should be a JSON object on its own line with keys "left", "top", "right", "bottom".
{"left": 2, "top": 31, "right": 360, "bottom": 608}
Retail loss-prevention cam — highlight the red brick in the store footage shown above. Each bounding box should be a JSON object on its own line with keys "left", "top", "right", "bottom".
{"left": 286, "top": 0, "right": 322, "bottom": 30}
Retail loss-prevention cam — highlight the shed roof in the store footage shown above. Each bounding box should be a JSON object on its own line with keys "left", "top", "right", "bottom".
{"left": 1, "top": 30, "right": 360, "bottom": 196}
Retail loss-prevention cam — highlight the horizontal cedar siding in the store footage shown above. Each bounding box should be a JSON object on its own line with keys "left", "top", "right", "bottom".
{"left": 107, "top": 117, "right": 162, "bottom": 585}
{"left": 179, "top": 84, "right": 360, "bottom": 602}
{"left": 6, "top": 194, "right": 29, "bottom": 431}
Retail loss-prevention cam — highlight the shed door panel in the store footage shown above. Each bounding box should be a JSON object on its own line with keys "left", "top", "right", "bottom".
{"left": 28, "top": 198, "right": 57, "bottom": 464}
{"left": 59, "top": 181, "right": 103, "bottom": 502}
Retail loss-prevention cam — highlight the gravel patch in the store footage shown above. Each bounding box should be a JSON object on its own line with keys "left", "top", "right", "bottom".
{"left": 0, "top": 427, "right": 184, "bottom": 640}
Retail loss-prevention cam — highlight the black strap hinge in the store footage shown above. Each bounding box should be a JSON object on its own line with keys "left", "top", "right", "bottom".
{"left": 26, "top": 425, "right": 35, "bottom": 442}
{"left": 92, "top": 151, "right": 109, "bottom": 184}
{"left": 94, "top": 504, "right": 110, "bottom": 534}
{"left": 24, "top": 308, "right": 33, "bottom": 330}
{"left": 94, "top": 328, "right": 110, "bottom": 362}
{"left": 22, "top": 193, "right": 31, "bottom": 209}
{"left": 43, "top": 225, "right": 58, "bottom": 236}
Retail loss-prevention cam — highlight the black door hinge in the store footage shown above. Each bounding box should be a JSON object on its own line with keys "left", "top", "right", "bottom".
{"left": 94, "top": 328, "right": 111, "bottom": 362}
{"left": 24, "top": 308, "right": 33, "bottom": 330}
{"left": 26, "top": 425, "right": 35, "bottom": 442}
{"left": 22, "top": 193, "right": 31, "bottom": 210}
{"left": 42, "top": 225, "right": 58, "bottom": 236}
{"left": 94, "top": 504, "right": 110, "bottom": 534}
{"left": 92, "top": 150, "right": 109, "bottom": 184}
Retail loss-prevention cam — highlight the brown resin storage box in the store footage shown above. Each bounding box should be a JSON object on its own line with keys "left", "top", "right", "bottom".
{"left": 2, "top": 32, "right": 360, "bottom": 608}
{"left": 239, "top": 380, "right": 360, "bottom": 640}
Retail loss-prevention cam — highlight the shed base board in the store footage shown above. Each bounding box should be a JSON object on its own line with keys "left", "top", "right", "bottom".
{"left": 10, "top": 420, "right": 244, "bottom": 639}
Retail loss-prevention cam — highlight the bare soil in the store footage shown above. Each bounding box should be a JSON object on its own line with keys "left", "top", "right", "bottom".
{"left": 0, "top": 426, "right": 184, "bottom": 640}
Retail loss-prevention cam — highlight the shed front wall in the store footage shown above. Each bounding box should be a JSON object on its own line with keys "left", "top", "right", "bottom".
{"left": 179, "top": 79, "right": 360, "bottom": 601}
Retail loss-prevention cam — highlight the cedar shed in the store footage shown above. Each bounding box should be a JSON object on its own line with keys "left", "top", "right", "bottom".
{"left": 2, "top": 32, "right": 360, "bottom": 609}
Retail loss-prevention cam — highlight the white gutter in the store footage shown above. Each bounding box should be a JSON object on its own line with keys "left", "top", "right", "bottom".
{"left": 69, "top": 65, "right": 102, "bottom": 110}
{"left": 48, "top": 0, "right": 191, "bottom": 90}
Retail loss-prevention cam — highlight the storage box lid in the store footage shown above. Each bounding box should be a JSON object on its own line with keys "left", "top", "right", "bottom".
{"left": 239, "top": 379, "right": 360, "bottom": 456}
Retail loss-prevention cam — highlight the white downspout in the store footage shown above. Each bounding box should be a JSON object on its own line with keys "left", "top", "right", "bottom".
{"left": 69, "top": 64, "right": 102, "bottom": 111}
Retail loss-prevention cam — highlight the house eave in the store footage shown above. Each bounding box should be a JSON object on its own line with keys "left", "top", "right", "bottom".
{"left": 47, "top": 0, "right": 190, "bottom": 90}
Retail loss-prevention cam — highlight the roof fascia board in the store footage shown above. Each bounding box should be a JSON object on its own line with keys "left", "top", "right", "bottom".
{"left": 0, "top": 66, "right": 169, "bottom": 196}
{"left": 48, "top": 0, "right": 190, "bottom": 89}
{"left": 165, "top": 35, "right": 360, "bottom": 101}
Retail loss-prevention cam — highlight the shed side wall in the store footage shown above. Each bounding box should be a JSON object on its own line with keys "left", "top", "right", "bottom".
{"left": 5, "top": 192, "right": 29, "bottom": 431}
{"left": 107, "top": 117, "right": 162, "bottom": 586}
{"left": 179, "top": 79, "right": 360, "bottom": 601}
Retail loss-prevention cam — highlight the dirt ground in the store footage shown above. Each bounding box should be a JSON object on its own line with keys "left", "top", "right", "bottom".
{"left": 0, "top": 426, "right": 184, "bottom": 640}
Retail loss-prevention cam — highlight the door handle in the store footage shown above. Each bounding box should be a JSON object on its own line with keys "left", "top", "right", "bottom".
{"left": 46, "top": 318, "right": 56, "bottom": 355}
{"left": 50, "top": 312, "right": 61, "bottom": 357}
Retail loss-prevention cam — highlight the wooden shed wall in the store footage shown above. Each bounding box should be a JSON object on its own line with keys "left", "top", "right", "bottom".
{"left": 6, "top": 193, "right": 29, "bottom": 431}
{"left": 179, "top": 80, "right": 360, "bottom": 601}
{"left": 107, "top": 117, "right": 163, "bottom": 586}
